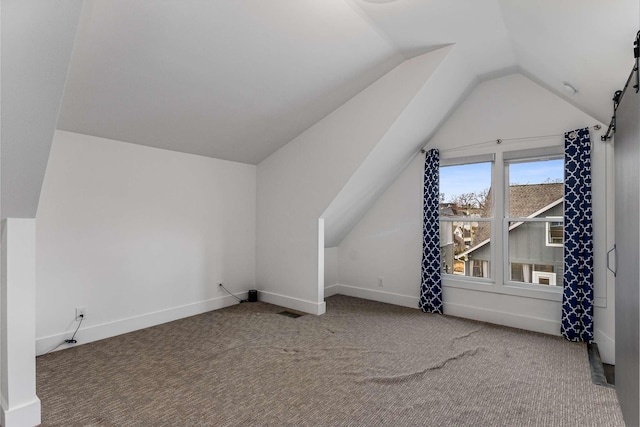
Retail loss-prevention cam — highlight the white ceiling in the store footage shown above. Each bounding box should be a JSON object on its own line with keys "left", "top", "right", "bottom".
{"left": 1, "top": 0, "right": 83, "bottom": 219}
{"left": 499, "top": 0, "right": 638, "bottom": 124}
{"left": 56, "top": 0, "right": 639, "bottom": 165}
{"left": 57, "top": 0, "right": 404, "bottom": 164}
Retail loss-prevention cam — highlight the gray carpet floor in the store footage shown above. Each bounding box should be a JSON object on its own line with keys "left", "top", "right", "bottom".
{"left": 37, "top": 295, "right": 624, "bottom": 426}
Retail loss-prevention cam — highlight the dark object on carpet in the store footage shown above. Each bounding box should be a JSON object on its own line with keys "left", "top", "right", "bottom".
{"left": 37, "top": 295, "right": 624, "bottom": 426}
{"left": 247, "top": 289, "right": 258, "bottom": 302}
{"left": 604, "top": 363, "right": 616, "bottom": 386}
{"left": 278, "top": 310, "right": 303, "bottom": 318}
{"left": 587, "top": 342, "right": 614, "bottom": 389}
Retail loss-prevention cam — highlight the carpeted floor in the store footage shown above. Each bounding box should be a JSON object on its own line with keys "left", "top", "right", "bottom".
{"left": 37, "top": 295, "right": 624, "bottom": 426}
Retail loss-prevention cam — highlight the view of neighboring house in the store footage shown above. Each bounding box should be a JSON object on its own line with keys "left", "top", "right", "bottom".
{"left": 441, "top": 183, "right": 564, "bottom": 285}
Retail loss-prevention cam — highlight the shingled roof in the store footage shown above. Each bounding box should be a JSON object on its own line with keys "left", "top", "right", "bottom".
{"left": 508, "top": 183, "right": 563, "bottom": 218}
{"left": 468, "top": 183, "right": 563, "bottom": 251}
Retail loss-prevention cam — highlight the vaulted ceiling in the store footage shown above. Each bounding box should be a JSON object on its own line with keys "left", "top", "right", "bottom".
{"left": 2, "top": 0, "right": 638, "bottom": 219}
{"left": 57, "top": 0, "right": 638, "bottom": 165}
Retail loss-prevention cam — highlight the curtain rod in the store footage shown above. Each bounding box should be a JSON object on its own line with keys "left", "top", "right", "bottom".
{"left": 420, "top": 124, "right": 602, "bottom": 154}
{"left": 600, "top": 30, "right": 639, "bottom": 142}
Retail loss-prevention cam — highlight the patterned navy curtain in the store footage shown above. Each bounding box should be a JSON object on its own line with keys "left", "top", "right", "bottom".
{"left": 419, "top": 149, "right": 443, "bottom": 314}
{"left": 561, "top": 127, "right": 594, "bottom": 342}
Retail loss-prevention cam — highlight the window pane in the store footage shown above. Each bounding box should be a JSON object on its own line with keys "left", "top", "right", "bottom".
{"left": 508, "top": 221, "right": 563, "bottom": 287}
{"left": 441, "top": 220, "right": 491, "bottom": 278}
{"left": 508, "top": 159, "right": 563, "bottom": 218}
{"left": 547, "top": 220, "right": 563, "bottom": 246}
{"left": 440, "top": 162, "right": 492, "bottom": 218}
{"left": 507, "top": 158, "right": 563, "bottom": 287}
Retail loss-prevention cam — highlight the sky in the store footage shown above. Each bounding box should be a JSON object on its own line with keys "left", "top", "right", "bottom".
{"left": 440, "top": 159, "right": 563, "bottom": 202}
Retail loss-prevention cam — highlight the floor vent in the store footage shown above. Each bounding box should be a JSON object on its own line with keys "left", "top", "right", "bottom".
{"left": 278, "top": 311, "right": 303, "bottom": 318}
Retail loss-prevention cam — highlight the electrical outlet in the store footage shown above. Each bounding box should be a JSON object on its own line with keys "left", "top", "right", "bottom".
{"left": 378, "top": 277, "right": 384, "bottom": 287}
{"left": 76, "top": 306, "right": 87, "bottom": 320}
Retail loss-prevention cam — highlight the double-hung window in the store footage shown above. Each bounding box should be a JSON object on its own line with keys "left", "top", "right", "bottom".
{"left": 505, "top": 152, "right": 564, "bottom": 287}
{"left": 440, "top": 147, "right": 564, "bottom": 289}
{"left": 439, "top": 155, "right": 494, "bottom": 279}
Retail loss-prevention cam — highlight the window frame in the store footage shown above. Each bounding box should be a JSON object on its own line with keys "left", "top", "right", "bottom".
{"left": 438, "top": 147, "right": 567, "bottom": 299}
{"left": 532, "top": 270, "right": 557, "bottom": 286}
{"left": 545, "top": 216, "right": 564, "bottom": 247}
{"left": 438, "top": 158, "right": 494, "bottom": 283}
{"left": 503, "top": 153, "right": 564, "bottom": 291}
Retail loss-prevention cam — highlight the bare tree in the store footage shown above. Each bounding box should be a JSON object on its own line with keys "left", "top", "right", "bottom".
{"left": 472, "top": 188, "right": 490, "bottom": 209}
{"left": 449, "top": 192, "right": 476, "bottom": 210}
{"left": 543, "top": 177, "right": 563, "bottom": 184}
{"left": 448, "top": 188, "right": 491, "bottom": 211}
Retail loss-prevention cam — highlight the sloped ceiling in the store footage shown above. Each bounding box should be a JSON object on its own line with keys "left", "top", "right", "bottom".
{"left": 3, "top": 0, "right": 638, "bottom": 219}
{"left": 56, "top": 0, "right": 638, "bottom": 165}
{"left": 57, "top": 0, "right": 405, "bottom": 164}
{"left": 1, "top": 0, "right": 83, "bottom": 219}
{"left": 498, "top": 0, "right": 638, "bottom": 124}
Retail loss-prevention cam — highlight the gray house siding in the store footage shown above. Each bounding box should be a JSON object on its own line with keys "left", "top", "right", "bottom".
{"left": 462, "top": 202, "right": 563, "bottom": 285}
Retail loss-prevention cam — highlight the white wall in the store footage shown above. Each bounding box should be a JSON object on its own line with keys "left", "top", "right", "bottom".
{"left": 35, "top": 131, "right": 256, "bottom": 354}
{"left": 321, "top": 45, "right": 479, "bottom": 249}
{"left": 337, "top": 74, "right": 616, "bottom": 363}
{"left": 324, "top": 247, "right": 339, "bottom": 292}
{"left": 255, "top": 47, "right": 484, "bottom": 314}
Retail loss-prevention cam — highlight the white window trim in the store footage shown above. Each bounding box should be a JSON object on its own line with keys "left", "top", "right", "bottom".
{"left": 503, "top": 154, "right": 563, "bottom": 290}
{"left": 532, "top": 270, "right": 557, "bottom": 286}
{"left": 439, "top": 156, "right": 495, "bottom": 282}
{"left": 456, "top": 259, "right": 466, "bottom": 276}
{"left": 437, "top": 142, "right": 609, "bottom": 308}
{"left": 440, "top": 148, "right": 567, "bottom": 292}
{"left": 545, "top": 216, "right": 563, "bottom": 247}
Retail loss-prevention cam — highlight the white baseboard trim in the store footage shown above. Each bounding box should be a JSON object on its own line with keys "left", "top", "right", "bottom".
{"left": 331, "top": 284, "right": 562, "bottom": 336}
{"left": 258, "top": 290, "right": 326, "bottom": 315}
{"left": 594, "top": 328, "right": 615, "bottom": 365}
{"left": 324, "top": 284, "right": 339, "bottom": 297}
{"left": 2, "top": 397, "right": 41, "bottom": 427}
{"left": 444, "top": 302, "right": 561, "bottom": 336}
{"left": 36, "top": 293, "right": 247, "bottom": 355}
{"left": 330, "top": 284, "right": 419, "bottom": 309}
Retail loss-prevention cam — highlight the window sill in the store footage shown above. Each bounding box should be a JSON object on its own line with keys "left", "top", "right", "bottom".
{"left": 443, "top": 276, "right": 560, "bottom": 302}
{"left": 442, "top": 276, "right": 607, "bottom": 307}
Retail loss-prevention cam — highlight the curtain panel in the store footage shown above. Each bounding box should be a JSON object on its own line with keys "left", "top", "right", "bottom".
{"left": 561, "top": 127, "right": 594, "bottom": 342}
{"left": 420, "top": 149, "right": 443, "bottom": 314}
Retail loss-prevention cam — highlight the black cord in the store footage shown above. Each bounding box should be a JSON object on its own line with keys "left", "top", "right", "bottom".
{"left": 41, "top": 341, "right": 66, "bottom": 356}
{"left": 65, "top": 314, "right": 84, "bottom": 344}
{"left": 41, "top": 315, "right": 84, "bottom": 356}
{"left": 219, "top": 283, "right": 247, "bottom": 303}
{"left": 634, "top": 30, "right": 639, "bottom": 93}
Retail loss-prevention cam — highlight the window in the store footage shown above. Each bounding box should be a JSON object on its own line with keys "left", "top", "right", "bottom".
{"left": 506, "top": 157, "right": 564, "bottom": 287}
{"left": 440, "top": 148, "right": 564, "bottom": 290}
{"left": 546, "top": 218, "right": 563, "bottom": 247}
{"left": 439, "top": 161, "right": 492, "bottom": 278}
{"left": 511, "top": 263, "right": 557, "bottom": 285}
{"left": 532, "top": 270, "right": 557, "bottom": 286}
